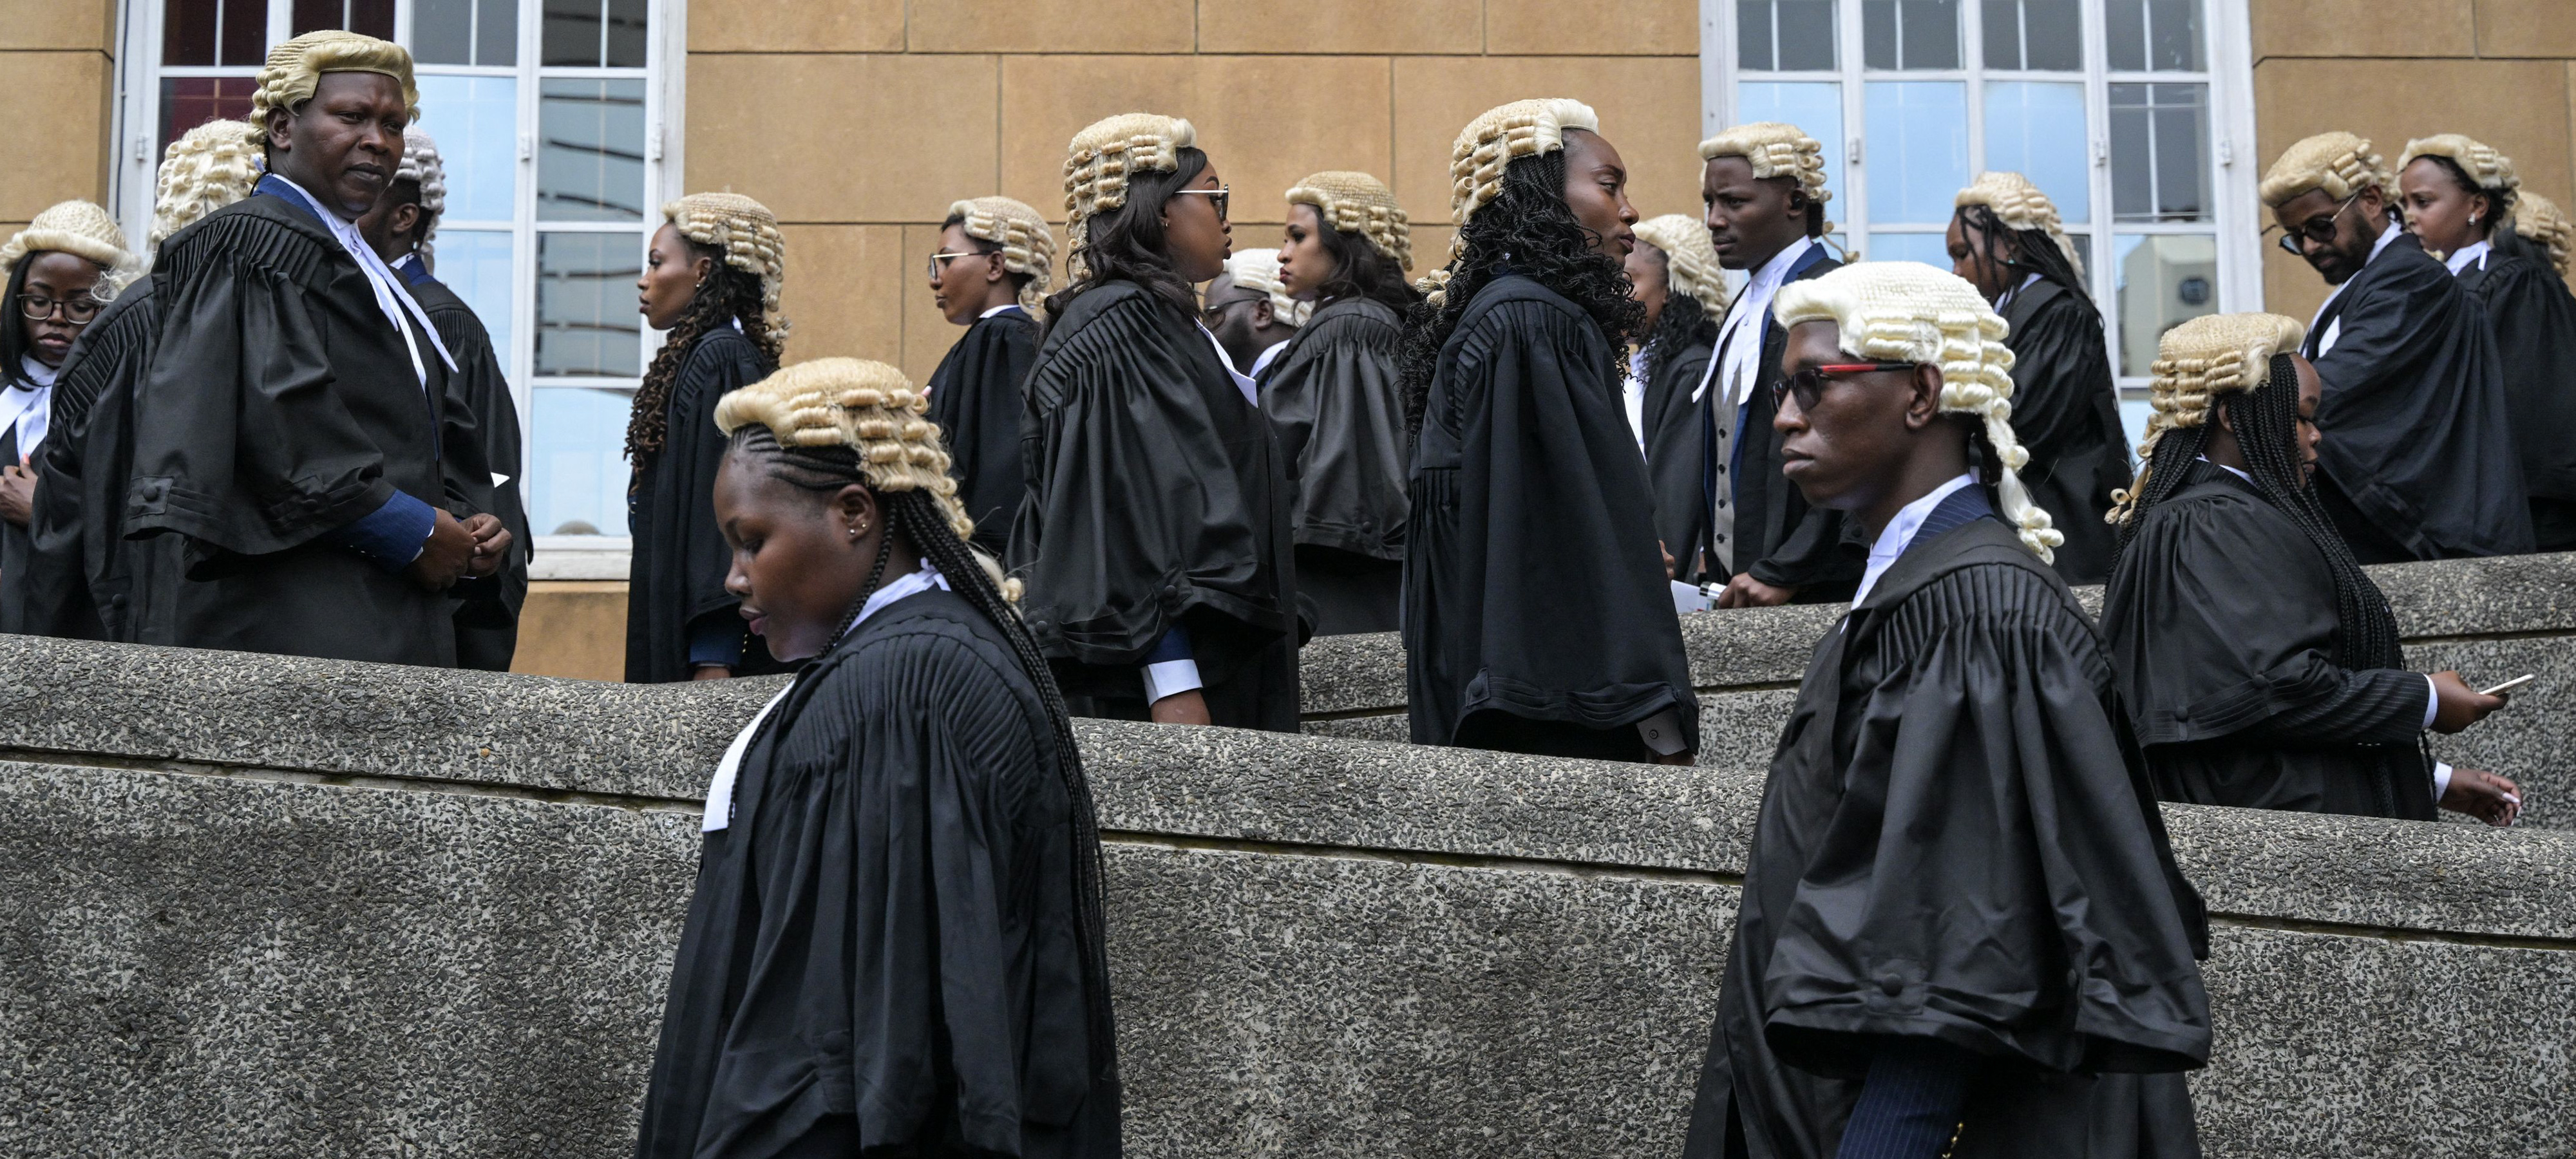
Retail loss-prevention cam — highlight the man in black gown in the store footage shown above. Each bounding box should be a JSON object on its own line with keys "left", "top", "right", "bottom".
{"left": 926, "top": 196, "right": 1050, "bottom": 555}
{"left": 1949, "top": 171, "right": 2129, "bottom": 585}
{"left": 125, "top": 31, "right": 507, "bottom": 666}
{"left": 1696, "top": 123, "right": 1859, "bottom": 607}
{"left": 2259, "top": 131, "right": 2529, "bottom": 562}
{"left": 2101, "top": 312, "right": 2523, "bottom": 826}
{"left": 1683, "top": 262, "right": 2210, "bottom": 1159}
{"left": 363, "top": 127, "right": 531, "bottom": 672}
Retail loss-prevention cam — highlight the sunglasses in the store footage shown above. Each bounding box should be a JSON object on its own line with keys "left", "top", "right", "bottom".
{"left": 1776, "top": 362, "right": 1919, "bottom": 411}
{"left": 2272, "top": 190, "right": 2363, "bottom": 256}
{"left": 1170, "top": 185, "right": 1231, "bottom": 223}
{"left": 926, "top": 250, "right": 995, "bottom": 280}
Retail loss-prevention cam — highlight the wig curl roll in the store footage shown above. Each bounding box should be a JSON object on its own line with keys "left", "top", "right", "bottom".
{"left": 663, "top": 191, "right": 790, "bottom": 352}
{"left": 151, "top": 119, "right": 261, "bottom": 251}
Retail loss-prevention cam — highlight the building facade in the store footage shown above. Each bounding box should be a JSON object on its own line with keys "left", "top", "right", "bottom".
{"left": 5, "top": 0, "right": 2571, "bottom": 679}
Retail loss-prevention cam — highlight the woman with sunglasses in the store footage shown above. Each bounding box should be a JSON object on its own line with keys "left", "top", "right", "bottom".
{"left": 923, "top": 195, "right": 1053, "bottom": 556}
{"left": 0, "top": 201, "right": 137, "bottom": 627}
{"left": 1010, "top": 112, "right": 1300, "bottom": 731}
{"left": 1399, "top": 99, "right": 1694, "bottom": 765}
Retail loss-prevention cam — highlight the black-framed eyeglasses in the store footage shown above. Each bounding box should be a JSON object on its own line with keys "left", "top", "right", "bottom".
{"left": 927, "top": 250, "right": 995, "bottom": 281}
{"left": 2271, "top": 189, "right": 2364, "bottom": 256}
{"left": 1776, "top": 362, "right": 1918, "bottom": 411}
{"left": 1171, "top": 185, "right": 1231, "bottom": 223}
{"left": 19, "top": 294, "right": 101, "bottom": 325}
{"left": 1199, "top": 294, "right": 1256, "bottom": 326}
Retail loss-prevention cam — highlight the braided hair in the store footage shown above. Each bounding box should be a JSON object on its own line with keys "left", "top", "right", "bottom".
{"left": 1399, "top": 146, "right": 1646, "bottom": 435}
{"left": 625, "top": 250, "right": 772, "bottom": 470}
{"left": 717, "top": 360, "right": 1118, "bottom": 1088}
{"left": 2112, "top": 353, "right": 2401, "bottom": 673}
{"left": 1956, "top": 203, "right": 2098, "bottom": 316}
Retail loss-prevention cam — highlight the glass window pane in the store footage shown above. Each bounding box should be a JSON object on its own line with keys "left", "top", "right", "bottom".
{"left": 1983, "top": 80, "right": 2090, "bottom": 224}
{"left": 1867, "top": 232, "right": 1952, "bottom": 267}
{"left": 605, "top": 0, "right": 649, "bottom": 68}
{"left": 293, "top": 0, "right": 394, "bottom": 37}
{"left": 1864, "top": 0, "right": 1957, "bottom": 69}
{"left": 1737, "top": 82, "right": 1847, "bottom": 209}
{"left": 2023, "top": 0, "right": 2081, "bottom": 69}
{"left": 2109, "top": 82, "right": 2210, "bottom": 223}
{"left": 415, "top": 0, "right": 475, "bottom": 64}
{"left": 1864, "top": 0, "right": 1896, "bottom": 67}
{"left": 429, "top": 228, "right": 516, "bottom": 367}
{"left": 544, "top": 0, "right": 602, "bottom": 66}
{"left": 2106, "top": 0, "right": 2145, "bottom": 70}
{"left": 1981, "top": 0, "right": 2022, "bottom": 69}
{"left": 2112, "top": 234, "right": 2217, "bottom": 376}
{"left": 2119, "top": 395, "right": 2152, "bottom": 453}
{"left": 479, "top": 0, "right": 520, "bottom": 66}
{"left": 159, "top": 77, "right": 259, "bottom": 153}
{"left": 529, "top": 386, "right": 634, "bottom": 536}
{"left": 2146, "top": 0, "right": 2203, "bottom": 70}
{"left": 1739, "top": 0, "right": 1777, "bottom": 70}
{"left": 537, "top": 78, "right": 647, "bottom": 222}
{"left": 416, "top": 75, "right": 518, "bottom": 221}
{"left": 1865, "top": 81, "right": 1968, "bottom": 224}
{"left": 164, "top": 0, "right": 218, "bottom": 66}
{"left": 1778, "top": 0, "right": 1837, "bottom": 70}
{"left": 536, "top": 232, "right": 643, "bottom": 377}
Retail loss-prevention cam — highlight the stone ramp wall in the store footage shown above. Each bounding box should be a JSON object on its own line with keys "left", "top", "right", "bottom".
{"left": 2, "top": 632, "right": 2573, "bottom": 1156}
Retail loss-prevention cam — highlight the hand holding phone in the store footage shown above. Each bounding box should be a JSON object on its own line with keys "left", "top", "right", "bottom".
{"left": 2479, "top": 674, "right": 2536, "bottom": 697}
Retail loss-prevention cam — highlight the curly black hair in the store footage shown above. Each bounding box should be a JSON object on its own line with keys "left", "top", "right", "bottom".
{"left": 1398, "top": 144, "right": 1645, "bottom": 435}
{"left": 626, "top": 243, "right": 777, "bottom": 471}
{"left": 1294, "top": 202, "right": 1419, "bottom": 316}
{"left": 1045, "top": 146, "right": 1209, "bottom": 326}
{"left": 1640, "top": 282, "right": 1720, "bottom": 392}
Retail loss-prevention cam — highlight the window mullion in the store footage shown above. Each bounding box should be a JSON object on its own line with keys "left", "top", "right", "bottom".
{"left": 1842, "top": 0, "right": 1867, "bottom": 254}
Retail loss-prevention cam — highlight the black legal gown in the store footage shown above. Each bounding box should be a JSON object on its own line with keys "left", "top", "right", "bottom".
{"left": 1256, "top": 296, "right": 1408, "bottom": 636}
{"left": 1707, "top": 250, "right": 1863, "bottom": 599}
{"left": 1009, "top": 279, "right": 1300, "bottom": 730}
{"left": 1998, "top": 279, "right": 2129, "bottom": 585}
{"left": 1638, "top": 335, "right": 1715, "bottom": 583}
{"left": 120, "top": 193, "right": 497, "bottom": 667}
{"left": 2101, "top": 462, "right": 2438, "bottom": 820}
{"left": 2453, "top": 250, "right": 2576, "bottom": 551}
{"left": 626, "top": 326, "right": 789, "bottom": 683}
{"left": 926, "top": 305, "right": 1038, "bottom": 556}
{"left": 11, "top": 286, "right": 164, "bottom": 641}
{"left": 1403, "top": 274, "right": 1700, "bottom": 759}
{"left": 405, "top": 270, "right": 531, "bottom": 672}
{"left": 1684, "top": 502, "right": 2211, "bottom": 1159}
{"left": 2302, "top": 232, "right": 2531, "bottom": 561}
{"left": 634, "top": 587, "right": 1120, "bottom": 1158}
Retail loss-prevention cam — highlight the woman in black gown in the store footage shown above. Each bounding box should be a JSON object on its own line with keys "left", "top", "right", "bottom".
{"left": 1625, "top": 212, "right": 1727, "bottom": 583}
{"left": 2396, "top": 135, "right": 2576, "bottom": 551}
{"left": 636, "top": 356, "right": 1119, "bottom": 1158}
{"left": 625, "top": 192, "right": 791, "bottom": 683}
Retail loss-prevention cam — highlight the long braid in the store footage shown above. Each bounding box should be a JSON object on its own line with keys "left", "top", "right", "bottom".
{"left": 2111, "top": 420, "right": 2213, "bottom": 555}
{"left": 2226, "top": 355, "right": 2403, "bottom": 670}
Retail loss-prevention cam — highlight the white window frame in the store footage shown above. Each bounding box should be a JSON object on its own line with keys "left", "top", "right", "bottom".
{"left": 108, "top": 0, "right": 688, "bottom": 581}
{"left": 1700, "top": 0, "right": 2263, "bottom": 414}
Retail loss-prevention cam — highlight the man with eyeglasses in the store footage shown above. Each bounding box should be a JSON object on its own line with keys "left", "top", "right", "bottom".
{"left": 1201, "top": 247, "right": 1304, "bottom": 381}
{"left": 2259, "top": 131, "right": 2530, "bottom": 562}
{"left": 924, "top": 196, "right": 1053, "bottom": 555}
{"left": 1682, "top": 261, "right": 2209, "bottom": 1159}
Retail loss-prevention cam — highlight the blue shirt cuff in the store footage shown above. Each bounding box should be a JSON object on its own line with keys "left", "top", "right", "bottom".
{"left": 687, "top": 614, "right": 746, "bottom": 669}
{"left": 1146, "top": 624, "right": 1193, "bottom": 664}
{"left": 321, "top": 492, "right": 437, "bottom": 573}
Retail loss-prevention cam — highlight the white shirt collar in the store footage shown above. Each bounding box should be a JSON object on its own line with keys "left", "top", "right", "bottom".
{"left": 2444, "top": 238, "right": 2492, "bottom": 274}
{"left": 1623, "top": 347, "right": 1649, "bottom": 453}
{"left": 2309, "top": 218, "right": 2405, "bottom": 330}
{"left": 1197, "top": 321, "right": 1262, "bottom": 406}
{"left": 978, "top": 303, "right": 1024, "bottom": 319}
{"left": 265, "top": 174, "right": 457, "bottom": 386}
{"left": 1851, "top": 472, "right": 1978, "bottom": 609}
{"left": 1710, "top": 235, "right": 1815, "bottom": 408}
{"left": 1, "top": 356, "right": 55, "bottom": 458}
{"left": 1994, "top": 271, "right": 2043, "bottom": 312}
{"left": 1249, "top": 337, "right": 1292, "bottom": 377}
{"left": 2196, "top": 454, "right": 2253, "bottom": 485}
{"left": 17, "top": 354, "right": 59, "bottom": 388}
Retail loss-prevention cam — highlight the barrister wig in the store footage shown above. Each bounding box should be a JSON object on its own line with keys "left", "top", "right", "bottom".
{"left": 149, "top": 119, "right": 261, "bottom": 251}
{"left": 1222, "top": 247, "right": 1310, "bottom": 327}
{"left": 1631, "top": 214, "right": 1732, "bottom": 327}
{"left": 1285, "top": 170, "right": 1413, "bottom": 272}
{"left": 247, "top": 30, "right": 419, "bottom": 149}
{"left": 945, "top": 196, "right": 1056, "bottom": 315}
{"left": 1771, "top": 261, "right": 2063, "bottom": 562}
{"left": 2513, "top": 191, "right": 2576, "bottom": 281}
{"left": 2259, "top": 131, "right": 2392, "bottom": 208}
{"left": 0, "top": 200, "right": 141, "bottom": 299}
{"left": 1955, "top": 171, "right": 2085, "bottom": 279}
{"left": 395, "top": 126, "right": 449, "bottom": 263}
{"left": 712, "top": 356, "right": 1119, "bottom": 1088}
{"left": 663, "top": 192, "right": 790, "bottom": 354}
{"left": 1062, "top": 112, "right": 1197, "bottom": 285}
{"left": 625, "top": 194, "right": 790, "bottom": 467}
{"left": 1446, "top": 99, "right": 1598, "bottom": 236}
{"left": 2107, "top": 310, "right": 2306, "bottom": 527}
{"left": 1699, "top": 121, "right": 1835, "bottom": 236}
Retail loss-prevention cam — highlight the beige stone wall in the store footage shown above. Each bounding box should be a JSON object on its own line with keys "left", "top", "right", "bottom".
{"left": 682, "top": 0, "right": 1710, "bottom": 388}
{"left": 2252, "top": 0, "right": 2576, "bottom": 320}
{"left": 0, "top": 0, "right": 119, "bottom": 238}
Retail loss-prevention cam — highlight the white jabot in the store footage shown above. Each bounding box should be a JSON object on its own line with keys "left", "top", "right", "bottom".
{"left": 1706, "top": 234, "right": 1815, "bottom": 409}
{"left": 1623, "top": 346, "right": 1649, "bottom": 453}
{"left": 1197, "top": 321, "right": 1261, "bottom": 406}
{"left": 2309, "top": 218, "right": 2403, "bottom": 358}
{"left": 1850, "top": 473, "right": 1977, "bottom": 610}
{"left": 2444, "top": 239, "right": 2491, "bottom": 275}
{"left": 1249, "top": 338, "right": 1291, "bottom": 379}
{"left": 1, "top": 355, "right": 57, "bottom": 459}
{"left": 701, "top": 561, "right": 951, "bottom": 832}
{"left": 265, "top": 174, "right": 457, "bottom": 387}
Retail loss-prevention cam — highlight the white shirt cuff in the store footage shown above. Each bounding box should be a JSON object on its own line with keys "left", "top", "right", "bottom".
{"left": 2422, "top": 675, "right": 2441, "bottom": 730}
{"left": 2432, "top": 762, "right": 2453, "bottom": 802}
{"left": 1637, "top": 709, "right": 1687, "bottom": 756}
{"left": 1142, "top": 659, "right": 1204, "bottom": 705}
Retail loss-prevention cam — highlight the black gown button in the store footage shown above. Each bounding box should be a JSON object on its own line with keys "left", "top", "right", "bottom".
{"left": 1878, "top": 974, "right": 1904, "bottom": 997}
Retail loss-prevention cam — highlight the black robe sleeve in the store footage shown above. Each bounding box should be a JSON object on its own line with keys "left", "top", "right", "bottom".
{"left": 1403, "top": 276, "right": 1699, "bottom": 751}
{"left": 2000, "top": 284, "right": 2128, "bottom": 585}
{"left": 1255, "top": 296, "right": 1409, "bottom": 562}
{"left": 2463, "top": 254, "right": 2576, "bottom": 504}
{"left": 1640, "top": 338, "right": 1712, "bottom": 580}
{"left": 625, "top": 328, "right": 774, "bottom": 683}
{"left": 9, "top": 288, "right": 156, "bottom": 639}
{"left": 2307, "top": 238, "right": 2532, "bottom": 558}
{"left": 1008, "top": 282, "right": 1296, "bottom": 688}
{"left": 416, "top": 283, "right": 527, "bottom": 635}
{"left": 926, "top": 309, "right": 1038, "bottom": 554}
